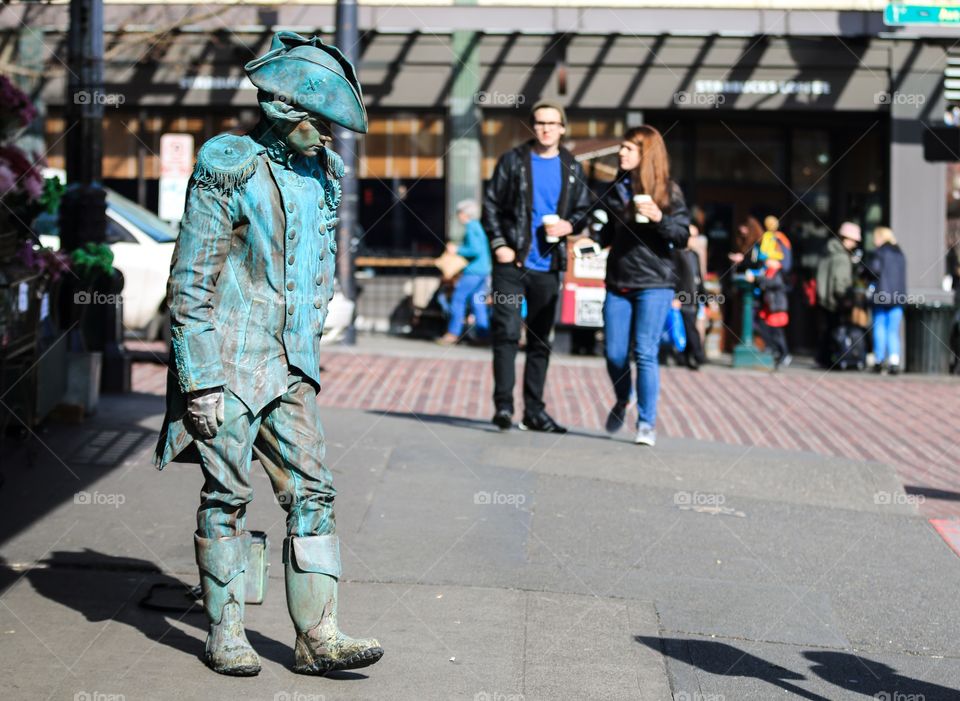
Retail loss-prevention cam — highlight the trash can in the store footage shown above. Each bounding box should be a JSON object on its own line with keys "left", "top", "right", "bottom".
{"left": 905, "top": 300, "right": 956, "bottom": 374}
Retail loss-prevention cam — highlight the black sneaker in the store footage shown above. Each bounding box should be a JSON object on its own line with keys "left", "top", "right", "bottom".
{"left": 605, "top": 402, "right": 628, "bottom": 435}
{"left": 492, "top": 408, "right": 513, "bottom": 430}
{"left": 519, "top": 411, "right": 567, "bottom": 434}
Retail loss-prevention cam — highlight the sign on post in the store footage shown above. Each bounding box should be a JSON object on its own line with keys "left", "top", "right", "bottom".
{"left": 884, "top": 3, "right": 960, "bottom": 25}
{"left": 159, "top": 133, "right": 194, "bottom": 223}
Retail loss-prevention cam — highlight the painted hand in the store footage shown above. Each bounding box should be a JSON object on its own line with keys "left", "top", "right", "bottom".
{"left": 187, "top": 387, "right": 225, "bottom": 439}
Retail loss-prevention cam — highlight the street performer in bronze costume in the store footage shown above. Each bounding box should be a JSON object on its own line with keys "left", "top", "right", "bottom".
{"left": 155, "top": 32, "right": 383, "bottom": 677}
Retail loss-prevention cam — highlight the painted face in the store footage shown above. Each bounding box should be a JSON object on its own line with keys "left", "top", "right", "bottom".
{"left": 530, "top": 108, "right": 566, "bottom": 150}
{"left": 619, "top": 140, "right": 641, "bottom": 171}
{"left": 287, "top": 117, "right": 333, "bottom": 157}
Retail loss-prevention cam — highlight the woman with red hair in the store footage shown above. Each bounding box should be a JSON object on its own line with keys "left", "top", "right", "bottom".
{"left": 595, "top": 125, "right": 691, "bottom": 447}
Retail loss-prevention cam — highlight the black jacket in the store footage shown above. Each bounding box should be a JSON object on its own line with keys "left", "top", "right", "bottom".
{"left": 595, "top": 175, "right": 691, "bottom": 289}
{"left": 757, "top": 268, "right": 789, "bottom": 314}
{"left": 866, "top": 243, "right": 907, "bottom": 306}
{"left": 673, "top": 248, "right": 704, "bottom": 309}
{"left": 482, "top": 140, "right": 592, "bottom": 272}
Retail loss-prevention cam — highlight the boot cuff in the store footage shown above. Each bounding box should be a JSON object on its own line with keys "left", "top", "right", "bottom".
{"left": 195, "top": 532, "right": 251, "bottom": 584}
{"left": 283, "top": 535, "right": 341, "bottom": 578}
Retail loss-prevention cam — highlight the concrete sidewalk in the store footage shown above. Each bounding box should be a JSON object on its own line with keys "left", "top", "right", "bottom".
{"left": 1, "top": 389, "right": 959, "bottom": 700}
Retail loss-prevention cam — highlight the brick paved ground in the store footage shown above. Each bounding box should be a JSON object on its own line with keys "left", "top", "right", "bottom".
{"left": 130, "top": 339, "right": 960, "bottom": 517}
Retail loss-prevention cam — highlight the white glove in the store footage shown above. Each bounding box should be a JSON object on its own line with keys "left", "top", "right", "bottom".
{"left": 187, "top": 387, "right": 225, "bottom": 439}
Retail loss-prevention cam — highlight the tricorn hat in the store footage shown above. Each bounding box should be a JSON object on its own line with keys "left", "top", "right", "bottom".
{"left": 245, "top": 31, "right": 368, "bottom": 133}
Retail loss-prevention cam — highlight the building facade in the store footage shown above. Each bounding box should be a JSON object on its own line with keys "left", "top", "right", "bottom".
{"left": 2, "top": 0, "right": 955, "bottom": 300}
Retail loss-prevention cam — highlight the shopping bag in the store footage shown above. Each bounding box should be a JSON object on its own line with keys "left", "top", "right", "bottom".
{"left": 665, "top": 306, "right": 687, "bottom": 353}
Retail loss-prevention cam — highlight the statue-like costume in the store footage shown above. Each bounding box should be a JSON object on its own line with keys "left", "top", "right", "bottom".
{"left": 155, "top": 32, "right": 382, "bottom": 677}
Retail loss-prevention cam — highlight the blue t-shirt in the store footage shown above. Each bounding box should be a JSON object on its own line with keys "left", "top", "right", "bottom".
{"left": 524, "top": 152, "right": 563, "bottom": 272}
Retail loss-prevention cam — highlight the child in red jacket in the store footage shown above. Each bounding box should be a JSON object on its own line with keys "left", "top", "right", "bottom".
{"left": 746, "top": 255, "right": 791, "bottom": 369}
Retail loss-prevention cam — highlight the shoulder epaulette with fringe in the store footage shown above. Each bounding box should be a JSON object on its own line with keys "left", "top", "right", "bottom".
{"left": 192, "top": 134, "right": 259, "bottom": 196}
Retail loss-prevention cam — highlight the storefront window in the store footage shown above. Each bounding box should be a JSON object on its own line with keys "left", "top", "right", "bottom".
{"left": 696, "top": 124, "right": 783, "bottom": 184}
{"left": 359, "top": 113, "right": 444, "bottom": 179}
{"left": 791, "top": 129, "right": 831, "bottom": 217}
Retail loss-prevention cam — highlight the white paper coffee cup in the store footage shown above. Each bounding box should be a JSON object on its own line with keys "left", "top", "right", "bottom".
{"left": 633, "top": 194, "right": 652, "bottom": 224}
{"left": 542, "top": 214, "right": 561, "bottom": 243}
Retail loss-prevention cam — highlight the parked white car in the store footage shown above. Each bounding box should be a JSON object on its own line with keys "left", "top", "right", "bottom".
{"left": 39, "top": 189, "right": 176, "bottom": 340}
{"left": 39, "top": 188, "right": 355, "bottom": 345}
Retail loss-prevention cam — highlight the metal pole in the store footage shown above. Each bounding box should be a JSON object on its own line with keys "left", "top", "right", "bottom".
{"left": 62, "top": 0, "right": 106, "bottom": 251}
{"left": 335, "top": 0, "right": 359, "bottom": 345}
{"left": 62, "top": 0, "right": 130, "bottom": 392}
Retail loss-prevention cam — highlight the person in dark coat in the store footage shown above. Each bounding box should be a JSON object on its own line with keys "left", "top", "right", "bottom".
{"left": 482, "top": 100, "right": 592, "bottom": 433}
{"left": 866, "top": 226, "right": 907, "bottom": 374}
{"left": 594, "top": 125, "right": 691, "bottom": 447}
{"left": 673, "top": 224, "right": 707, "bottom": 369}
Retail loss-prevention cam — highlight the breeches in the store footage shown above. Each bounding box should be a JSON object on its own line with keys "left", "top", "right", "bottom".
{"left": 195, "top": 373, "right": 336, "bottom": 539}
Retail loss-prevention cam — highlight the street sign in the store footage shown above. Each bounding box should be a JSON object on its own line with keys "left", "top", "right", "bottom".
{"left": 884, "top": 3, "right": 960, "bottom": 25}
{"left": 159, "top": 133, "right": 194, "bottom": 223}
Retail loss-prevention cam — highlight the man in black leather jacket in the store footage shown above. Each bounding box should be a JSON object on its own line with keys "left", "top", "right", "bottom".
{"left": 482, "top": 100, "right": 592, "bottom": 433}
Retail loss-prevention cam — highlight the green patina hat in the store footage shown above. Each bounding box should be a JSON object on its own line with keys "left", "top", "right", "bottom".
{"left": 245, "top": 31, "right": 368, "bottom": 133}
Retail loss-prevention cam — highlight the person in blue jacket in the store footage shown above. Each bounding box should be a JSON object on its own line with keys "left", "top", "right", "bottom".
{"left": 439, "top": 199, "right": 492, "bottom": 344}
{"left": 866, "top": 226, "right": 907, "bottom": 374}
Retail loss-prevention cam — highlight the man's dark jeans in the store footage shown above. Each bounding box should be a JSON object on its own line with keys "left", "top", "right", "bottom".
{"left": 491, "top": 262, "right": 559, "bottom": 416}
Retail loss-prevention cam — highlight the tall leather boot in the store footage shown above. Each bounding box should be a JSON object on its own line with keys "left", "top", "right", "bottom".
{"left": 284, "top": 534, "right": 384, "bottom": 675}
{"left": 195, "top": 533, "right": 261, "bottom": 676}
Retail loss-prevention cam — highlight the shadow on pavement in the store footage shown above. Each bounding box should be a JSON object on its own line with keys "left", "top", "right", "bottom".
{"left": 904, "top": 485, "right": 960, "bottom": 502}
{"left": 0, "top": 392, "right": 166, "bottom": 549}
{"left": 636, "top": 635, "right": 829, "bottom": 700}
{"left": 637, "top": 636, "right": 959, "bottom": 701}
{"left": 804, "top": 650, "right": 959, "bottom": 700}
{"left": 364, "top": 408, "right": 609, "bottom": 441}
{"left": 18, "top": 550, "right": 291, "bottom": 669}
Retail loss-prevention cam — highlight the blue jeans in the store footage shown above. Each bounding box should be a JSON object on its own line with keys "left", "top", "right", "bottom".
{"left": 447, "top": 273, "right": 490, "bottom": 337}
{"left": 873, "top": 305, "right": 903, "bottom": 365}
{"left": 603, "top": 287, "right": 674, "bottom": 429}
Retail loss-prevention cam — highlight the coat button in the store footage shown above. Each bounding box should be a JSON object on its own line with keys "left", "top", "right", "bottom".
{"left": 287, "top": 202, "right": 295, "bottom": 213}
{"left": 288, "top": 229, "right": 297, "bottom": 240}
{"left": 314, "top": 299, "right": 322, "bottom": 309}
{"left": 288, "top": 254, "right": 295, "bottom": 265}
{"left": 287, "top": 281, "right": 295, "bottom": 291}
{"left": 316, "top": 275, "right": 323, "bottom": 285}
{"left": 287, "top": 304, "right": 295, "bottom": 315}
{"left": 329, "top": 239, "right": 337, "bottom": 254}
